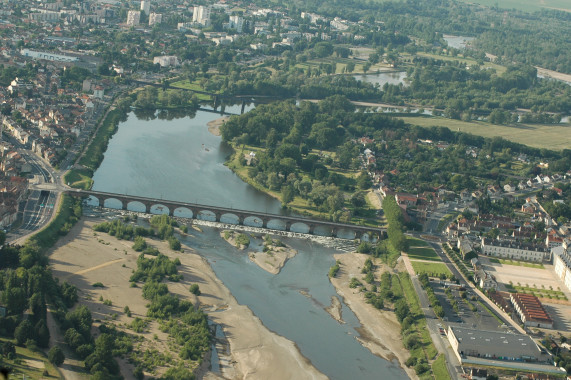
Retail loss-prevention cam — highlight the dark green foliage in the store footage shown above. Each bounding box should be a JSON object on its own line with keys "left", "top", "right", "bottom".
{"left": 383, "top": 196, "right": 408, "bottom": 252}
{"left": 1, "top": 341, "right": 16, "bottom": 359}
{"left": 48, "top": 346, "right": 65, "bottom": 366}
{"left": 357, "top": 241, "right": 372, "bottom": 254}
{"left": 132, "top": 236, "right": 147, "bottom": 252}
{"left": 130, "top": 253, "right": 179, "bottom": 283}
{"left": 142, "top": 281, "right": 169, "bottom": 300}
{"left": 189, "top": 284, "right": 201, "bottom": 296}
{"left": 328, "top": 260, "right": 340, "bottom": 278}
{"left": 168, "top": 237, "right": 182, "bottom": 251}
{"left": 14, "top": 319, "right": 33, "bottom": 346}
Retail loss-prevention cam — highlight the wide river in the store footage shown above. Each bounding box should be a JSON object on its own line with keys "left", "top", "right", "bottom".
{"left": 91, "top": 106, "right": 409, "bottom": 379}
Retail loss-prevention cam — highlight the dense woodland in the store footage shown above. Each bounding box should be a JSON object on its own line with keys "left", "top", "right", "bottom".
{"left": 221, "top": 97, "right": 570, "bottom": 207}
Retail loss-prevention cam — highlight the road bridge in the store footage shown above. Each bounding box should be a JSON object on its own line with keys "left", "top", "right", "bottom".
{"left": 66, "top": 189, "right": 384, "bottom": 240}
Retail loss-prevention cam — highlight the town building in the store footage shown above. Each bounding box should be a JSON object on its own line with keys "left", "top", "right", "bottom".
{"left": 552, "top": 243, "right": 571, "bottom": 292}
{"left": 140, "top": 0, "right": 150, "bottom": 15}
{"left": 153, "top": 56, "right": 179, "bottom": 67}
{"left": 447, "top": 326, "right": 559, "bottom": 374}
{"left": 127, "top": 10, "right": 141, "bottom": 27}
{"left": 481, "top": 238, "right": 549, "bottom": 262}
{"left": 510, "top": 293, "right": 553, "bottom": 329}
{"left": 193, "top": 6, "right": 211, "bottom": 27}
{"left": 149, "top": 12, "right": 162, "bottom": 26}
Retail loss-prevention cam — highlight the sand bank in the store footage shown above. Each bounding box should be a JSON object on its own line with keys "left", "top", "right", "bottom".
{"left": 207, "top": 116, "right": 229, "bottom": 136}
{"left": 49, "top": 218, "right": 326, "bottom": 380}
{"left": 330, "top": 252, "right": 419, "bottom": 380}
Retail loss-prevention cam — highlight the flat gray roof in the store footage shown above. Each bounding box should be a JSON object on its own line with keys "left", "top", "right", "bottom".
{"left": 450, "top": 326, "right": 542, "bottom": 360}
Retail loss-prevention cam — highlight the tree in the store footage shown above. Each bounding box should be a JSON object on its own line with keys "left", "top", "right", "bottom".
{"left": 15, "top": 319, "right": 33, "bottom": 346}
{"left": 281, "top": 185, "right": 295, "bottom": 206}
{"left": 189, "top": 284, "right": 201, "bottom": 296}
{"left": 48, "top": 346, "right": 65, "bottom": 366}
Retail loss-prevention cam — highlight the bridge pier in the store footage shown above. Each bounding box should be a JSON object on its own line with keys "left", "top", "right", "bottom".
{"left": 354, "top": 231, "right": 363, "bottom": 240}
{"left": 262, "top": 218, "right": 269, "bottom": 229}
{"left": 238, "top": 215, "right": 245, "bottom": 225}
{"left": 331, "top": 228, "right": 337, "bottom": 238}
{"left": 214, "top": 212, "right": 222, "bottom": 223}
{"left": 241, "top": 100, "right": 246, "bottom": 114}
{"left": 308, "top": 224, "right": 315, "bottom": 235}
{"left": 285, "top": 221, "right": 292, "bottom": 232}
{"left": 213, "top": 95, "right": 218, "bottom": 110}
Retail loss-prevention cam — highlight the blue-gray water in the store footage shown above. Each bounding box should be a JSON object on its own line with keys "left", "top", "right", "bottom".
{"left": 91, "top": 108, "right": 409, "bottom": 379}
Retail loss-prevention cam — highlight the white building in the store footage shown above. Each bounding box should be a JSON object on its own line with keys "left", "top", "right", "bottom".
{"left": 193, "top": 6, "right": 211, "bottom": 27}
{"left": 149, "top": 12, "right": 162, "bottom": 26}
{"left": 140, "top": 0, "right": 150, "bottom": 14}
{"left": 480, "top": 238, "right": 549, "bottom": 262}
{"left": 227, "top": 15, "right": 244, "bottom": 33}
{"left": 127, "top": 10, "right": 141, "bottom": 26}
{"left": 20, "top": 49, "right": 79, "bottom": 63}
{"left": 153, "top": 56, "right": 179, "bottom": 67}
{"left": 552, "top": 243, "right": 571, "bottom": 292}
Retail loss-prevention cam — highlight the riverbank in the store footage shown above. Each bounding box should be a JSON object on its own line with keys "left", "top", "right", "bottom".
{"left": 249, "top": 238, "right": 297, "bottom": 275}
{"left": 207, "top": 116, "right": 229, "bottom": 136}
{"left": 329, "top": 252, "right": 419, "bottom": 380}
{"left": 49, "top": 217, "right": 327, "bottom": 380}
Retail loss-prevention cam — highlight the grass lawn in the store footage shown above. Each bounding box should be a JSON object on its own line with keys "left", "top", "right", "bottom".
{"left": 415, "top": 52, "right": 507, "bottom": 74}
{"left": 64, "top": 168, "right": 93, "bottom": 190}
{"left": 0, "top": 338, "right": 62, "bottom": 379}
{"left": 407, "top": 237, "right": 430, "bottom": 248}
{"left": 411, "top": 262, "right": 453, "bottom": 277}
{"left": 408, "top": 247, "right": 441, "bottom": 262}
{"left": 169, "top": 79, "right": 212, "bottom": 101}
{"left": 398, "top": 116, "right": 571, "bottom": 151}
{"left": 432, "top": 354, "right": 451, "bottom": 380}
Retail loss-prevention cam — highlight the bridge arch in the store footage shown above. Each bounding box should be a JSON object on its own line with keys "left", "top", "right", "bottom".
{"left": 150, "top": 203, "right": 170, "bottom": 215}
{"left": 243, "top": 216, "right": 263, "bottom": 228}
{"left": 102, "top": 197, "right": 125, "bottom": 210}
{"left": 173, "top": 207, "right": 194, "bottom": 219}
{"left": 219, "top": 212, "right": 241, "bottom": 225}
{"left": 125, "top": 200, "right": 147, "bottom": 213}
{"left": 196, "top": 209, "right": 217, "bottom": 222}
{"left": 289, "top": 222, "right": 310, "bottom": 234}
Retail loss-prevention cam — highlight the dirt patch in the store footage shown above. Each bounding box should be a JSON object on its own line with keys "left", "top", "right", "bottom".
{"left": 248, "top": 242, "right": 297, "bottom": 275}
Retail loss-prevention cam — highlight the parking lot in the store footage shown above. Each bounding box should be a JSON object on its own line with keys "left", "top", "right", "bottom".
{"left": 430, "top": 280, "right": 515, "bottom": 333}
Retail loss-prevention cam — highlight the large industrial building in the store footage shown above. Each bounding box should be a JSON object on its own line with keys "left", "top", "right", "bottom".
{"left": 447, "top": 326, "right": 562, "bottom": 374}
{"left": 552, "top": 241, "right": 571, "bottom": 292}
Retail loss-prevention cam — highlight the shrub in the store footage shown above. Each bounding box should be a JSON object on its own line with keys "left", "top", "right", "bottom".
{"left": 189, "top": 284, "right": 201, "bottom": 296}
{"left": 92, "top": 282, "right": 104, "bottom": 288}
{"left": 48, "top": 346, "right": 65, "bottom": 366}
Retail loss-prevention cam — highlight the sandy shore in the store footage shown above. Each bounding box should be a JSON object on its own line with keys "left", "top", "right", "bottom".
{"left": 49, "top": 218, "right": 326, "bottom": 380}
{"left": 207, "top": 116, "right": 229, "bottom": 136}
{"left": 249, "top": 241, "right": 297, "bottom": 275}
{"left": 330, "top": 252, "right": 419, "bottom": 380}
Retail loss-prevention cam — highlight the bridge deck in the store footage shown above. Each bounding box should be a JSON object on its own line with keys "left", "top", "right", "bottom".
{"left": 68, "top": 189, "right": 384, "bottom": 238}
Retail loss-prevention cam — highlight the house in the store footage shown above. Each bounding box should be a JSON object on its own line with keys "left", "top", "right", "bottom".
{"left": 459, "top": 189, "right": 472, "bottom": 201}
{"left": 457, "top": 236, "right": 475, "bottom": 258}
{"left": 503, "top": 184, "right": 515, "bottom": 192}
{"left": 474, "top": 268, "right": 497, "bottom": 290}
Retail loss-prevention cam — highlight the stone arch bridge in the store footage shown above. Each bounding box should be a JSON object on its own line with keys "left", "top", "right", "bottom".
{"left": 67, "top": 190, "right": 384, "bottom": 240}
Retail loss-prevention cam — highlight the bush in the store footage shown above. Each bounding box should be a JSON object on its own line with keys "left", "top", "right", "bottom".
{"left": 132, "top": 236, "right": 147, "bottom": 252}
{"left": 92, "top": 282, "right": 104, "bottom": 288}
{"left": 414, "top": 362, "right": 430, "bottom": 375}
{"left": 48, "top": 346, "right": 65, "bottom": 366}
{"left": 189, "top": 284, "right": 201, "bottom": 296}
{"left": 329, "top": 261, "right": 341, "bottom": 278}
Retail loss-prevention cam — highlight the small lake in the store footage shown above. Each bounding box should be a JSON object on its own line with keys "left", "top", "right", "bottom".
{"left": 443, "top": 34, "right": 475, "bottom": 50}
{"left": 354, "top": 71, "right": 408, "bottom": 87}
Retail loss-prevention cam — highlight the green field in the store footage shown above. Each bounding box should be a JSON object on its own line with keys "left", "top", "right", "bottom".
{"left": 169, "top": 79, "right": 212, "bottom": 100}
{"left": 408, "top": 247, "right": 441, "bottom": 262}
{"left": 411, "top": 261, "right": 453, "bottom": 277}
{"left": 432, "top": 354, "right": 452, "bottom": 380}
{"left": 456, "top": 0, "right": 571, "bottom": 13}
{"left": 398, "top": 116, "right": 571, "bottom": 150}
{"left": 415, "top": 52, "right": 507, "bottom": 75}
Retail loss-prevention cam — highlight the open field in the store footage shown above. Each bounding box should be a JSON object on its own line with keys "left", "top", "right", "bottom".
{"left": 408, "top": 247, "right": 441, "bottom": 262}
{"left": 411, "top": 261, "right": 453, "bottom": 278}
{"left": 398, "top": 116, "right": 571, "bottom": 150}
{"left": 456, "top": 0, "right": 571, "bottom": 13}
{"left": 414, "top": 52, "right": 507, "bottom": 74}
{"left": 169, "top": 79, "right": 212, "bottom": 100}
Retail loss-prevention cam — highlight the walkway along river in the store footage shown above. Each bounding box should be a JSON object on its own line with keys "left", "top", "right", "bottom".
{"left": 89, "top": 106, "right": 409, "bottom": 379}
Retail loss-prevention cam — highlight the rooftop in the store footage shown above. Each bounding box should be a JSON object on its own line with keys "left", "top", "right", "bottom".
{"left": 450, "top": 326, "right": 543, "bottom": 361}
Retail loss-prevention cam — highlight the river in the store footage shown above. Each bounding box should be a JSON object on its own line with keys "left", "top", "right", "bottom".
{"left": 90, "top": 108, "right": 409, "bottom": 379}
